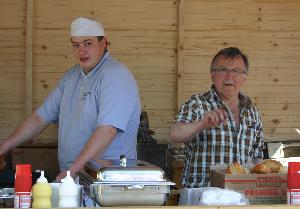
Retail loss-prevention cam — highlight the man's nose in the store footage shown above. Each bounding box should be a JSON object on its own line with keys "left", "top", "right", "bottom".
{"left": 224, "top": 70, "right": 235, "bottom": 79}
{"left": 77, "top": 45, "right": 87, "bottom": 54}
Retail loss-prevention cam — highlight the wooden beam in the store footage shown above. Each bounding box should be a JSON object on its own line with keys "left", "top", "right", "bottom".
{"left": 25, "top": 0, "right": 33, "bottom": 117}
{"left": 177, "top": 0, "right": 185, "bottom": 110}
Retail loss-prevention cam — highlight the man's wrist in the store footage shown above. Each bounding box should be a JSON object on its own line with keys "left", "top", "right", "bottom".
{"left": 195, "top": 120, "right": 205, "bottom": 134}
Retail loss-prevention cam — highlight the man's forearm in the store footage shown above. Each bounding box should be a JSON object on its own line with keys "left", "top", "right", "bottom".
{"left": 170, "top": 109, "right": 227, "bottom": 143}
{"left": 0, "top": 111, "right": 49, "bottom": 155}
{"left": 69, "top": 125, "right": 117, "bottom": 174}
{"left": 169, "top": 121, "right": 204, "bottom": 143}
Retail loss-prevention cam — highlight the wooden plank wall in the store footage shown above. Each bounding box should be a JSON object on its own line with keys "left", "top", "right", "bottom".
{"left": 183, "top": 0, "right": 300, "bottom": 141}
{"left": 0, "top": 0, "right": 26, "bottom": 138}
{"left": 0, "top": 0, "right": 299, "bottom": 144}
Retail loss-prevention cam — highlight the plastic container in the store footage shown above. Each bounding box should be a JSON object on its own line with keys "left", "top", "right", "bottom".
{"left": 50, "top": 183, "right": 60, "bottom": 208}
{"left": 287, "top": 162, "right": 300, "bottom": 204}
{"left": 14, "top": 164, "right": 32, "bottom": 208}
{"left": 32, "top": 171, "right": 52, "bottom": 208}
{"left": 58, "top": 171, "right": 79, "bottom": 207}
{"left": 50, "top": 183, "right": 82, "bottom": 207}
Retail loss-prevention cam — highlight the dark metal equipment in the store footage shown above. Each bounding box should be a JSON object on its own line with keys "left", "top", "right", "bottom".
{"left": 0, "top": 154, "right": 14, "bottom": 188}
{"left": 137, "top": 111, "right": 169, "bottom": 173}
{"left": 137, "top": 111, "right": 157, "bottom": 144}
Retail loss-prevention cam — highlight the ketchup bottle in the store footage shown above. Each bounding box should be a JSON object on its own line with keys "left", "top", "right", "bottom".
{"left": 287, "top": 162, "right": 300, "bottom": 204}
{"left": 14, "top": 164, "right": 32, "bottom": 208}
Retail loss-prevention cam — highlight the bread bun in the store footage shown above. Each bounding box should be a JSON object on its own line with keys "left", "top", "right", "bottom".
{"left": 278, "top": 164, "right": 287, "bottom": 173}
{"left": 226, "top": 162, "right": 245, "bottom": 174}
{"left": 262, "top": 159, "right": 283, "bottom": 173}
{"left": 251, "top": 163, "right": 272, "bottom": 174}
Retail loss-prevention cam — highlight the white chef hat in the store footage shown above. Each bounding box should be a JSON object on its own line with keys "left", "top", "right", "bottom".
{"left": 70, "top": 17, "right": 105, "bottom": 37}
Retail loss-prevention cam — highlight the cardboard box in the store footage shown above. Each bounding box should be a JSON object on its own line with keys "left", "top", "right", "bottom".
{"left": 210, "top": 164, "right": 287, "bottom": 204}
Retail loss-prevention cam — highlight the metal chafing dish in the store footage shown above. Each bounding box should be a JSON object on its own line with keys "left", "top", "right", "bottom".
{"left": 0, "top": 188, "right": 14, "bottom": 208}
{"left": 79, "top": 159, "right": 174, "bottom": 206}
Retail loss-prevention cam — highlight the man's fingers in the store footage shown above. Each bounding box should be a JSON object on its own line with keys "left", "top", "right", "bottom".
{"left": 207, "top": 111, "right": 220, "bottom": 124}
{"left": 216, "top": 109, "right": 226, "bottom": 122}
{"left": 55, "top": 171, "right": 67, "bottom": 182}
{"left": 205, "top": 109, "right": 227, "bottom": 127}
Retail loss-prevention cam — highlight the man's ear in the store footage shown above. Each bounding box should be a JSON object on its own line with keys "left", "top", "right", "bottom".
{"left": 101, "top": 38, "right": 107, "bottom": 47}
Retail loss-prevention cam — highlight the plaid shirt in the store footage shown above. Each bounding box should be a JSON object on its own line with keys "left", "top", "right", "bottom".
{"left": 174, "top": 85, "right": 264, "bottom": 187}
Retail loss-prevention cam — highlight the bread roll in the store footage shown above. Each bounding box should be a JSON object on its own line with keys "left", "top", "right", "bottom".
{"left": 277, "top": 164, "right": 287, "bottom": 173}
{"left": 226, "top": 162, "right": 245, "bottom": 174}
{"left": 251, "top": 163, "right": 272, "bottom": 174}
{"left": 262, "top": 159, "right": 283, "bottom": 173}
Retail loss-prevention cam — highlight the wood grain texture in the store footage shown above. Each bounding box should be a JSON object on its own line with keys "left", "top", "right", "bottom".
{"left": 25, "top": 0, "right": 33, "bottom": 117}
{"left": 0, "top": 0, "right": 299, "bottom": 143}
{"left": 182, "top": 0, "right": 300, "bottom": 141}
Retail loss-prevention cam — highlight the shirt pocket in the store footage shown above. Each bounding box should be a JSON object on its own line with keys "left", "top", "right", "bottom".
{"left": 242, "top": 122, "right": 260, "bottom": 155}
{"left": 244, "top": 116, "right": 258, "bottom": 127}
{"left": 243, "top": 115, "right": 260, "bottom": 135}
{"left": 82, "top": 89, "right": 98, "bottom": 116}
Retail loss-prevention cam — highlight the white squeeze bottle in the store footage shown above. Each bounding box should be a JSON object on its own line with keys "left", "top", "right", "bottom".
{"left": 32, "top": 171, "right": 52, "bottom": 208}
{"left": 58, "top": 171, "right": 79, "bottom": 207}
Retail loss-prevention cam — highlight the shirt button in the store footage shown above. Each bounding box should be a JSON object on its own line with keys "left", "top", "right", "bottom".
{"left": 81, "top": 86, "right": 84, "bottom": 90}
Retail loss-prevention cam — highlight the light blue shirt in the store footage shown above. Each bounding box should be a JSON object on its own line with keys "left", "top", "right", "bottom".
{"left": 37, "top": 52, "right": 141, "bottom": 171}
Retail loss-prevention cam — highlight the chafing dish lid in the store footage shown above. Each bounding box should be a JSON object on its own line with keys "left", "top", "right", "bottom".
{"left": 84, "top": 159, "right": 166, "bottom": 182}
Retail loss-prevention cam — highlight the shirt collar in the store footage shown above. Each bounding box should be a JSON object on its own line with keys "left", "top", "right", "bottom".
{"left": 208, "top": 84, "right": 252, "bottom": 108}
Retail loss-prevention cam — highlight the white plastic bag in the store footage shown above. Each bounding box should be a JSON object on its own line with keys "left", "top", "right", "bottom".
{"left": 179, "top": 187, "right": 249, "bottom": 206}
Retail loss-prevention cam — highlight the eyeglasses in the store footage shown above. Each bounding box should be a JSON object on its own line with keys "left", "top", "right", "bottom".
{"left": 211, "top": 67, "right": 247, "bottom": 75}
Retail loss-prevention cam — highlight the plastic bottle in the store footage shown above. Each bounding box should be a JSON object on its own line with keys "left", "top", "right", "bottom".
{"left": 32, "top": 171, "right": 52, "bottom": 208}
{"left": 14, "top": 164, "right": 32, "bottom": 208}
{"left": 58, "top": 171, "right": 79, "bottom": 207}
{"left": 120, "top": 154, "right": 127, "bottom": 167}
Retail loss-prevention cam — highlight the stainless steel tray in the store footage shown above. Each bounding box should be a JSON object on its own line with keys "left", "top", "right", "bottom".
{"left": 0, "top": 188, "right": 14, "bottom": 208}
{"left": 90, "top": 183, "right": 170, "bottom": 206}
{"left": 79, "top": 159, "right": 175, "bottom": 206}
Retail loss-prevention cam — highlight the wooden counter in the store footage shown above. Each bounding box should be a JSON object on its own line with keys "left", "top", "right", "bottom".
{"left": 57, "top": 205, "right": 300, "bottom": 209}
{"left": 2, "top": 205, "right": 300, "bottom": 209}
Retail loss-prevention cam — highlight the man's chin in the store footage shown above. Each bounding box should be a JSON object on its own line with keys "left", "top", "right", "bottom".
{"left": 222, "top": 86, "right": 239, "bottom": 95}
{"left": 79, "top": 64, "right": 91, "bottom": 72}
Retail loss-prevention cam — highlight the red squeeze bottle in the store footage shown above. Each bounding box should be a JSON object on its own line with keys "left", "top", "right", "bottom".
{"left": 14, "top": 164, "right": 32, "bottom": 208}
{"left": 287, "top": 162, "right": 300, "bottom": 204}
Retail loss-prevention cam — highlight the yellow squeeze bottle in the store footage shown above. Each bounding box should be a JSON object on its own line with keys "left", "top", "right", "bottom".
{"left": 32, "top": 171, "right": 52, "bottom": 208}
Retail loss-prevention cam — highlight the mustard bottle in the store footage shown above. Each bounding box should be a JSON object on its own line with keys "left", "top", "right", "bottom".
{"left": 32, "top": 171, "right": 52, "bottom": 208}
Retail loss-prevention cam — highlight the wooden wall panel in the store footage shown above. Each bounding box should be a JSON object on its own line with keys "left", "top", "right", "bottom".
{"left": 0, "top": 0, "right": 26, "bottom": 138}
{"left": 182, "top": 0, "right": 300, "bottom": 141}
{"left": 0, "top": 0, "right": 300, "bottom": 144}
{"left": 31, "top": 0, "right": 177, "bottom": 142}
